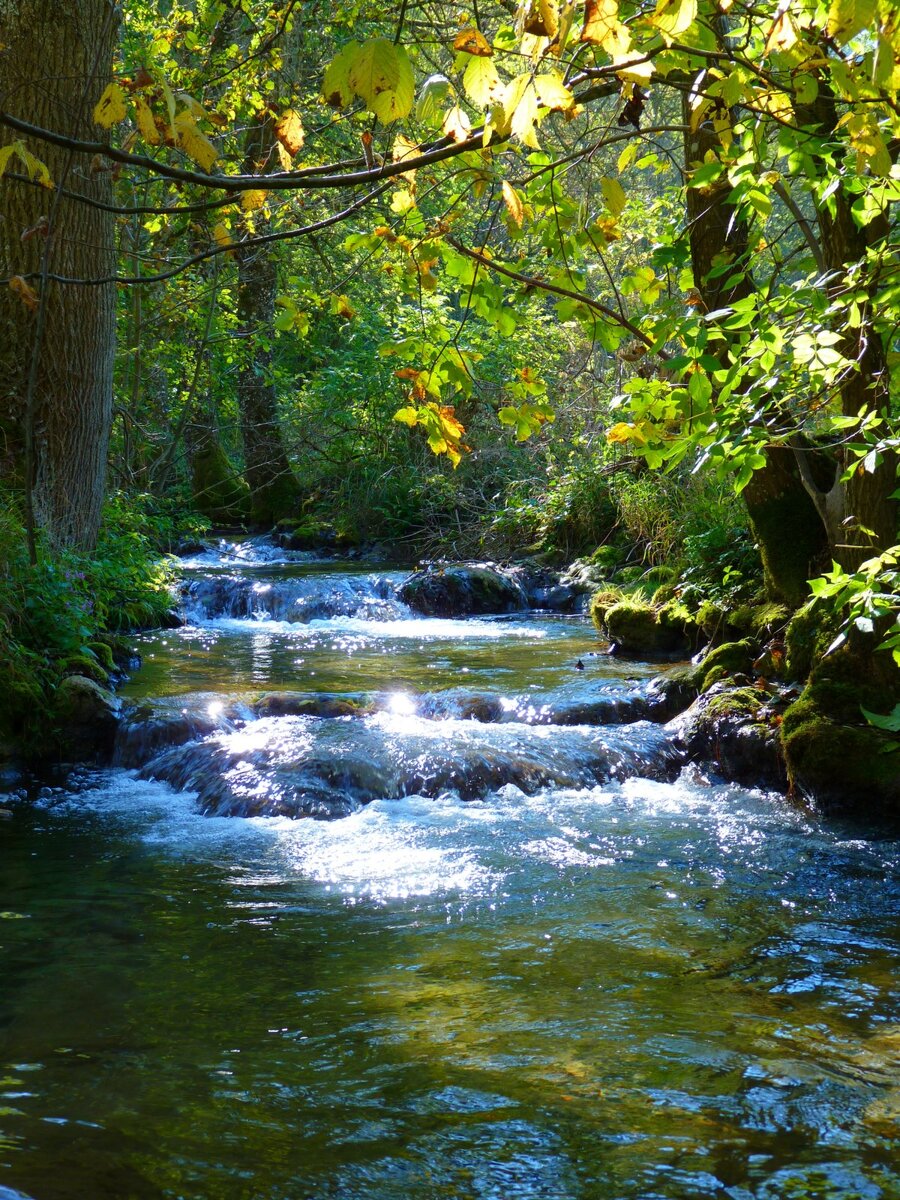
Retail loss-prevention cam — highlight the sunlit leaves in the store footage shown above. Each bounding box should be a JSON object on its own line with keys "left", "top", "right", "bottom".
{"left": 323, "top": 42, "right": 357, "bottom": 108}
{"left": 580, "top": 0, "right": 631, "bottom": 56}
{"left": 93, "top": 82, "right": 128, "bottom": 128}
{"left": 502, "top": 180, "right": 525, "bottom": 227}
{"left": 0, "top": 141, "right": 51, "bottom": 188}
{"left": 648, "top": 0, "right": 697, "bottom": 44}
{"left": 443, "top": 105, "right": 472, "bottom": 142}
{"left": 394, "top": 401, "right": 468, "bottom": 466}
{"left": 826, "top": 0, "right": 876, "bottom": 45}
{"left": 134, "top": 97, "right": 160, "bottom": 145}
{"left": 174, "top": 109, "right": 218, "bottom": 172}
{"left": 349, "top": 39, "right": 415, "bottom": 123}
{"left": 274, "top": 109, "right": 304, "bottom": 157}
{"left": 599, "top": 176, "right": 627, "bottom": 216}
{"left": 453, "top": 28, "right": 493, "bottom": 56}
{"left": 463, "top": 56, "right": 501, "bottom": 108}
{"left": 416, "top": 74, "right": 453, "bottom": 124}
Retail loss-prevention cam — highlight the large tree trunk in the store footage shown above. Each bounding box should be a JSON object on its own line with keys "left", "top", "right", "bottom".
{"left": 796, "top": 83, "right": 898, "bottom": 566}
{"left": 682, "top": 88, "right": 828, "bottom": 605}
{"left": 0, "top": 0, "right": 118, "bottom": 551}
{"left": 236, "top": 118, "right": 301, "bottom": 526}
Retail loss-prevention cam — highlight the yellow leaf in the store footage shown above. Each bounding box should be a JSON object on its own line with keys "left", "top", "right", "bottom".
{"left": 534, "top": 71, "right": 576, "bottom": 113}
{"left": 394, "top": 406, "right": 420, "bottom": 426}
{"left": 274, "top": 108, "right": 305, "bottom": 157}
{"left": 826, "top": 0, "right": 876, "bottom": 45}
{"left": 393, "top": 133, "right": 420, "bottom": 182}
{"left": 463, "top": 55, "right": 502, "bottom": 107}
{"left": 390, "top": 188, "right": 416, "bottom": 214}
{"left": 174, "top": 110, "right": 218, "bottom": 173}
{"left": 212, "top": 223, "right": 234, "bottom": 254}
{"left": 442, "top": 104, "right": 472, "bottom": 142}
{"left": 607, "top": 421, "right": 644, "bottom": 444}
{"left": 502, "top": 179, "right": 525, "bottom": 227}
{"left": 331, "top": 294, "right": 356, "bottom": 320}
{"left": 9, "top": 275, "right": 39, "bottom": 313}
{"left": 133, "top": 97, "right": 161, "bottom": 145}
{"left": 276, "top": 142, "right": 293, "bottom": 171}
{"left": 0, "top": 145, "right": 15, "bottom": 179}
{"left": 600, "top": 175, "right": 627, "bottom": 216}
{"left": 764, "top": 9, "right": 798, "bottom": 55}
{"left": 614, "top": 53, "right": 655, "bottom": 85}
{"left": 93, "top": 82, "right": 127, "bottom": 128}
{"left": 581, "top": 0, "right": 631, "bottom": 56}
{"left": 241, "top": 189, "right": 268, "bottom": 212}
{"left": 453, "top": 27, "right": 493, "bottom": 55}
{"left": 509, "top": 78, "right": 541, "bottom": 148}
{"left": 648, "top": 0, "right": 697, "bottom": 45}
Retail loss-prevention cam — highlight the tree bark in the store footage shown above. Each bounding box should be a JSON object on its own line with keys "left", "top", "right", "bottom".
{"left": 0, "top": 0, "right": 118, "bottom": 551}
{"left": 236, "top": 117, "right": 301, "bottom": 526}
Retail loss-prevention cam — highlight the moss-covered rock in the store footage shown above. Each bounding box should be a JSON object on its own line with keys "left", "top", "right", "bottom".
{"left": 781, "top": 627, "right": 900, "bottom": 812}
{"left": 785, "top": 599, "right": 840, "bottom": 681}
{"left": 589, "top": 587, "right": 625, "bottom": 631}
{"left": 87, "top": 640, "right": 116, "bottom": 673}
{"left": 59, "top": 652, "right": 109, "bottom": 686}
{"left": 50, "top": 675, "right": 122, "bottom": 761}
{"left": 673, "top": 682, "right": 788, "bottom": 790}
{"left": 699, "top": 638, "right": 757, "bottom": 692}
{"left": 400, "top": 564, "right": 528, "bottom": 617}
{"left": 274, "top": 519, "right": 338, "bottom": 552}
{"left": 605, "top": 598, "right": 695, "bottom": 657}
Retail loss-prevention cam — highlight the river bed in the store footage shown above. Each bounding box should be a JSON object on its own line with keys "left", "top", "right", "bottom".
{"left": 1, "top": 543, "right": 898, "bottom": 1199}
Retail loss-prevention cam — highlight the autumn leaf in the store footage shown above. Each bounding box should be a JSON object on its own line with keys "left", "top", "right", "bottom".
{"left": 600, "top": 175, "right": 627, "bottom": 216}
{"left": 454, "top": 27, "right": 493, "bottom": 56}
{"left": 174, "top": 110, "right": 218, "bottom": 172}
{"left": 9, "top": 275, "right": 39, "bottom": 313}
{"left": 331, "top": 294, "right": 356, "bottom": 320}
{"left": 463, "top": 56, "right": 501, "bottom": 107}
{"left": 241, "top": 189, "right": 268, "bottom": 212}
{"left": 274, "top": 109, "right": 305, "bottom": 157}
{"left": 348, "top": 39, "right": 415, "bottom": 123}
{"left": 581, "top": 0, "right": 631, "bottom": 56}
{"left": 648, "top": 0, "right": 697, "bottom": 45}
{"left": 93, "top": 82, "right": 127, "bottom": 128}
{"left": 502, "top": 180, "right": 525, "bottom": 227}
{"left": 323, "top": 42, "right": 358, "bottom": 108}
{"left": 133, "top": 97, "right": 160, "bottom": 145}
{"left": 442, "top": 104, "right": 472, "bottom": 142}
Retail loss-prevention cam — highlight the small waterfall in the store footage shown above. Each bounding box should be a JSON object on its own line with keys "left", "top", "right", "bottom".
{"left": 180, "top": 571, "right": 410, "bottom": 624}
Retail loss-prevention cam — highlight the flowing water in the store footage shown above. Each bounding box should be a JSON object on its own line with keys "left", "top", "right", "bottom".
{"left": 1, "top": 540, "right": 899, "bottom": 1200}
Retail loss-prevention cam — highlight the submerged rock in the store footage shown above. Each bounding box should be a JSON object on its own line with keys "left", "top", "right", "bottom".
{"left": 140, "top": 713, "right": 680, "bottom": 819}
{"left": 400, "top": 564, "right": 529, "bottom": 617}
{"left": 114, "top": 697, "right": 251, "bottom": 769}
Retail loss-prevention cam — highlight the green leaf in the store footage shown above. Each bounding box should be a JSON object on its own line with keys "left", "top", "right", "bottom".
{"left": 860, "top": 703, "right": 900, "bottom": 733}
{"left": 348, "top": 39, "right": 415, "bottom": 123}
{"left": 416, "top": 73, "right": 453, "bottom": 124}
{"left": 323, "top": 42, "right": 358, "bottom": 108}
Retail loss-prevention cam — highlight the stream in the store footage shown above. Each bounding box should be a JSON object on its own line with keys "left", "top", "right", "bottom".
{"left": 1, "top": 540, "right": 899, "bottom": 1199}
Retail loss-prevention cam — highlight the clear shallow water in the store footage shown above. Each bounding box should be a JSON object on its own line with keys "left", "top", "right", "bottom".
{"left": 2, "top": 546, "right": 899, "bottom": 1199}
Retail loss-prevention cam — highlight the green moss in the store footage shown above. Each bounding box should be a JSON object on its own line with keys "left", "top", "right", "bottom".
{"left": 784, "top": 600, "right": 836, "bottom": 681}
{"left": 651, "top": 582, "right": 676, "bottom": 605}
{"left": 59, "top": 653, "right": 109, "bottom": 686}
{"left": 606, "top": 598, "right": 692, "bottom": 655}
{"left": 87, "top": 640, "right": 115, "bottom": 672}
{"left": 191, "top": 442, "right": 251, "bottom": 524}
{"left": 643, "top": 564, "right": 677, "bottom": 587}
{"left": 589, "top": 587, "right": 625, "bottom": 631}
{"left": 701, "top": 638, "right": 756, "bottom": 682}
{"left": 615, "top": 565, "right": 644, "bottom": 584}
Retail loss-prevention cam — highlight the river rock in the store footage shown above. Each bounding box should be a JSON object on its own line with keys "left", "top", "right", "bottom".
{"left": 114, "top": 697, "right": 251, "bottom": 769}
{"left": 400, "top": 564, "right": 529, "bottom": 617}
{"left": 51, "top": 675, "right": 122, "bottom": 761}
{"left": 669, "top": 681, "right": 788, "bottom": 791}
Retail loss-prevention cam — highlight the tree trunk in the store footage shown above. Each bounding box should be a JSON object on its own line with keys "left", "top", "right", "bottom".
{"left": 236, "top": 118, "right": 301, "bottom": 526}
{"left": 797, "top": 83, "right": 898, "bottom": 566}
{"left": 0, "top": 0, "right": 118, "bottom": 551}
{"left": 682, "top": 89, "right": 828, "bottom": 605}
